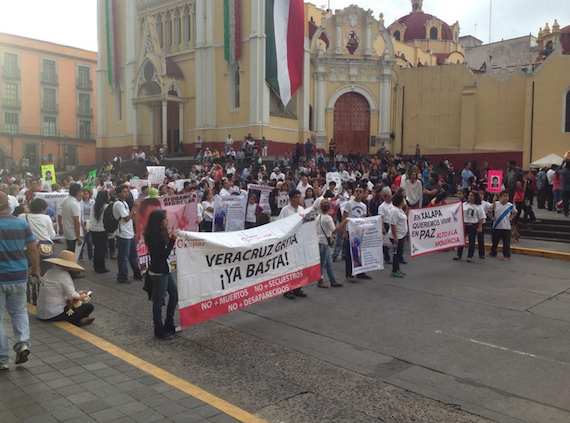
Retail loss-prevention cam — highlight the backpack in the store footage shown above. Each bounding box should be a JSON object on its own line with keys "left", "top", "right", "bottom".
{"left": 103, "top": 202, "right": 120, "bottom": 233}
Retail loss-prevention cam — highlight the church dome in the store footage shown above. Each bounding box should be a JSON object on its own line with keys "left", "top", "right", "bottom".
{"left": 388, "top": 0, "right": 454, "bottom": 42}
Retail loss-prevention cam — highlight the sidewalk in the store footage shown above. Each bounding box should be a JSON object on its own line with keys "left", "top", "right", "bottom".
{"left": 1, "top": 314, "right": 245, "bottom": 423}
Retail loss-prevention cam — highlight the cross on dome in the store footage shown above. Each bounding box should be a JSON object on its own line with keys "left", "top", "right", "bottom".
{"left": 411, "top": 0, "right": 423, "bottom": 14}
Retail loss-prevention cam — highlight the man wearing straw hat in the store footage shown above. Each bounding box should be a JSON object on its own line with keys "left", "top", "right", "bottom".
{"left": 37, "top": 250, "right": 94, "bottom": 327}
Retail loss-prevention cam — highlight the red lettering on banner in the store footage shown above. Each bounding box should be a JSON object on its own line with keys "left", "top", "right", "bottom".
{"left": 178, "top": 264, "right": 321, "bottom": 328}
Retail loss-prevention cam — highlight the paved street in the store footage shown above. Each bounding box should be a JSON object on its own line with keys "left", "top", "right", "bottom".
{"left": 43, "top": 242, "right": 567, "bottom": 423}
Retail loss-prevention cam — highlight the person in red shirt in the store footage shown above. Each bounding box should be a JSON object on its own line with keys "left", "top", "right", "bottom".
{"left": 25, "top": 179, "right": 39, "bottom": 205}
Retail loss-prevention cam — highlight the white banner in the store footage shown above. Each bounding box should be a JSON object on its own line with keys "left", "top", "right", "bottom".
{"left": 34, "top": 192, "right": 69, "bottom": 240}
{"left": 326, "top": 171, "right": 342, "bottom": 193}
{"left": 177, "top": 209, "right": 321, "bottom": 328}
{"left": 147, "top": 166, "right": 166, "bottom": 185}
{"left": 408, "top": 203, "right": 465, "bottom": 257}
{"left": 129, "top": 179, "right": 149, "bottom": 191}
{"left": 213, "top": 195, "right": 247, "bottom": 232}
{"left": 247, "top": 184, "right": 273, "bottom": 215}
{"left": 174, "top": 179, "right": 192, "bottom": 192}
{"left": 347, "top": 216, "right": 384, "bottom": 276}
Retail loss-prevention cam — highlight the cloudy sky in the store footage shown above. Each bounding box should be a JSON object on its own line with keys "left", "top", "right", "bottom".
{"left": 0, "top": 0, "right": 568, "bottom": 51}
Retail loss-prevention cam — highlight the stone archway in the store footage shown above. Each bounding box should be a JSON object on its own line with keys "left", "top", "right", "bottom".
{"left": 333, "top": 93, "right": 370, "bottom": 154}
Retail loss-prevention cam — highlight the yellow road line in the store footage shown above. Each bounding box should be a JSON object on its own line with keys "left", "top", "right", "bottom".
{"left": 27, "top": 304, "right": 269, "bottom": 423}
{"left": 465, "top": 243, "right": 570, "bottom": 262}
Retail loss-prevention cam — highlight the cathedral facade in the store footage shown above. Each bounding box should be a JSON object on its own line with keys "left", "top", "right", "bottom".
{"left": 96, "top": 0, "right": 570, "bottom": 168}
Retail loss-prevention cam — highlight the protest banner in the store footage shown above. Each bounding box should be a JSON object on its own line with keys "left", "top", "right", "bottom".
{"left": 487, "top": 170, "right": 503, "bottom": 193}
{"left": 136, "top": 193, "right": 198, "bottom": 273}
{"left": 34, "top": 192, "right": 68, "bottom": 240}
{"left": 41, "top": 164, "right": 56, "bottom": 184}
{"left": 408, "top": 203, "right": 465, "bottom": 257}
{"left": 326, "top": 171, "right": 342, "bottom": 193}
{"left": 129, "top": 179, "right": 149, "bottom": 191}
{"left": 213, "top": 195, "right": 247, "bottom": 232}
{"left": 147, "top": 166, "right": 166, "bottom": 185}
{"left": 174, "top": 179, "right": 192, "bottom": 192}
{"left": 176, "top": 209, "right": 321, "bottom": 328}
{"left": 277, "top": 192, "right": 289, "bottom": 209}
{"left": 247, "top": 184, "right": 273, "bottom": 214}
{"left": 85, "top": 169, "right": 97, "bottom": 190}
{"left": 347, "top": 216, "right": 384, "bottom": 276}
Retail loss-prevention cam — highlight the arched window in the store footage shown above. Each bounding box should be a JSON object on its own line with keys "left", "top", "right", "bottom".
{"left": 454, "top": 31, "right": 458, "bottom": 42}
{"left": 184, "top": 6, "right": 191, "bottom": 43}
{"left": 174, "top": 9, "right": 181, "bottom": 45}
{"left": 165, "top": 11, "right": 172, "bottom": 46}
{"left": 564, "top": 88, "right": 570, "bottom": 132}
{"left": 157, "top": 15, "right": 163, "bottom": 47}
{"left": 394, "top": 31, "right": 401, "bottom": 41}
{"left": 234, "top": 67, "right": 240, "bottom": 109}
{"left": 430, "top": 27, "right": 438, "bottom": 40}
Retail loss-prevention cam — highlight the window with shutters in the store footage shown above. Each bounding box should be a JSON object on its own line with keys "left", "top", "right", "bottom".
{"left": 3, "top": 83, "right": 19, "bottom": 108}
{"left": 43, "top": 87, "right": 57, "bottom": 112}
{"left": 77, "top": 66, "right": 92, "bottom": 90}
{"left": 79, "top": 120, "right": 92, "bottom": 139}
{"left": 43, "top": 116, "right": 57, "bottom": 137}
{"left": 78, "top": 93, "right": 92, "bottom": 116}
{"left": 4, "top": 112, "right": 18, "bottom": 133}
{"left": 3, "top": 53, "right": 19, "bottom": 78}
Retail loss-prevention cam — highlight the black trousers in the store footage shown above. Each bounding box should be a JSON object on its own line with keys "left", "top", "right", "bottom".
{"left": 545, "top": 185, "right": 554, "bottom": 211}
{"left": 91, "top": 231, "right": 108, "bottom": 271}
{"left": 392, "top": 238, "right": 405, "bottom": 273}
{"left": 537, "top": 187, "right": 546, "bottom": 209}
{"left": 491, "top": 229, "right": 511, "bottom": 258}
{"left": 457, "top": 225, "right": 477, "bottom": 259}
{"left": 45, "top": 303, "right": 94, "bottom": 325}
{"left": 563, "top": 191, "right": 570, "bottom": 215}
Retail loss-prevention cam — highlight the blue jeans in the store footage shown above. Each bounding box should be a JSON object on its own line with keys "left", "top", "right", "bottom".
{"left": 333, "top": 230, "right": 344, "bottom": 258}
{"left": 0, "top": 283, "right": 30, "bottom": 364}
{"left": 319, "top": 243, "right": 336, "bottom": 284}
{"left": 116, "top": 237, "right": 141, "bottom": 279}
{"left": 151, "top": 274, "right": 178, "bottom": 329}
{"left": 553, "top": 189, "right": 562, "bottom": 208}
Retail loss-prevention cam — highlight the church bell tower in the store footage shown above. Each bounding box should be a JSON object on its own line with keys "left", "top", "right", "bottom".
{"left": 411, "top": 0, "right": 423, "bottom": 13}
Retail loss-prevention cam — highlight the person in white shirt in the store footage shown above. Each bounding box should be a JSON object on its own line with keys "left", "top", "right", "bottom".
{"left": 316, "top": 199, "right": 346, "bottom": 288}
{"left": 338, "top": 164, "right": 349, "bottom": 184}
{"left": 195, "top": 136, "right": 202, "bottom": 158}
{"left": 8, "top": 185, "right": 19, "bottom": 214}
{"left": 454, "top": 191, "right": 486, "bottom": 263}
{"left": 113, "top": 184, "right": 141, "bottom": 283}
{"left": 477, "top": 188, "right": 492, "bottom": 259}
{"left": 389, "top": 193, "right": 408, "bottom": 278}
{"left": 37, "top": 250, "right": 94, "bottom": 327}
{"left": 225, "top": 134, "right": 234, "bottom": 154}
{"left": 404, "top": 172, "right": 423, "bottom": 208}
{"left": 342, "top": 186, "right": 370, "bottom": 282}
{"left": 19, "top": 198, "right": 56, "bottom": 276}
{"left": 489, "top": 190, "right": 517, "bottom": 260}
{"left": 279, "top": 190, "right": 308, "bottom": 299}
{"left": 219, "top": 179, "right": 231, "bottom": 197}
{"left": 378, "top": 191, "right": 394, "bottom": 265}
{"left": 200, "top": 190, "right": 214, "bottom": 232}
{"left": 270, "top": 167, "right": 285, "bottom": 181}
{"left": 58, "top": 184, "right": 83, "bottom": 254}
{"left": 297, "top": 175, "right": 312, "bottom": 198}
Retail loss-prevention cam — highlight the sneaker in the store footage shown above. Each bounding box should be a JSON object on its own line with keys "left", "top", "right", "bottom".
{"left": 283, "top": 292, "right": 296, "bottom": 300}
{"left": 346, "top": 276, "right": 357, "bottom": 283}
{"left": 75, "top": 317, "right": 95, "bottom": 327}
{"left": 154, "top": 328, "right": 174, "bottom": 340}
{"left": 0, "top": 364, "right": 8, "bottom": 371}
{"left": 502, "top": 257, "right": 510, "bottom": 261}
{"left": 384, "top": 259, "right": 392, "bottom": 265}
{"left": 332, "top": 256, "right": 338, "bottom": 262}
{"left": 331, "top": 282, "right": 344, "bottom": 287}
{"left": 356, "top": 274, "right": 372, "bottom": 280}
{"left": 117, "top": 277, "right": 132, "bottom": 284}
{"left": 396, "top": 270, "right": 406, "bottom": 277}
{"left": 453, "top": 256, "right": 461, "bottom": 261}
{"left": 293, "top": 290, "right": 308, "bottom": 297}
{"left": 390, "top": 271, "right": 404, "bottom": 278}
{"left": 479, "top": 256, "right": 486, "bottom": 259}
{"left": 400, "top": 259, "right": 408, "bottom": 265}
{"left": 15, "top": 345, "right": 30, "bottom": 365}
{"left": 133, "top": 274, "right": 143, "bottom": 281}
{"left": 95, "top": 268, "right": 110, "bottom": 274}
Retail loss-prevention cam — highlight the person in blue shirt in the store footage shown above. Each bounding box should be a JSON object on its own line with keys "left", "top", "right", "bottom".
{"left": 0, "top": 192, "right": 41, "bottom": 370}
{"left": 423, "top": 163, "right": 433, "bottom": 186}
{"left": 461, "top": 162, "right": 475, "bottom": 189}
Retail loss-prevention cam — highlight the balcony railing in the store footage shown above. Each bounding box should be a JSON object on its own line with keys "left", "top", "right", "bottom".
{"left": 2, "top": 124, "right": 19, "bottom": 134}
{"left": 0, "top": 125, "right": 96, "bottom": 140}
{"left": 2, "top": 66, "right": 20, "bottom": 79}
{"left": 76, "top": 79, "right": 93, "bottom": 90}
{"left": 2, "top": 98, "right": 21, "bottom": 109}
{"left": 41, "top": 102, "right": 59, "bottom": 113}
{"left": 41, "top": 72, "right": 58, "bottom": 85}
{"left": 77, "top": 107, "right": 93, "bottom": 117}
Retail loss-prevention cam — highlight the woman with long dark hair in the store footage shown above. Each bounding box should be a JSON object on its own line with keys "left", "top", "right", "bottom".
{"left": 144, "top": 209, "right": 179, "bottom": 339}
{"left": 89, "top": 190, "right": 110, "bottom": 273}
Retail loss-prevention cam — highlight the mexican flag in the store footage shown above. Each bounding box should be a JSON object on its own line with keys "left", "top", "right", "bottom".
{"left": 224, "top": 0, "right": 242, "bottom": 64}
{"left": 266, "top": 0, "right": 305, "bottom": 106}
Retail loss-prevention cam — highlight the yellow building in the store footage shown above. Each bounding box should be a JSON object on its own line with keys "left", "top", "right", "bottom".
{"left": 0, "top": 33, "right": 98, "bottom": 170}
{"left": 96, "top": 0, "right": 570, "bottom": 169}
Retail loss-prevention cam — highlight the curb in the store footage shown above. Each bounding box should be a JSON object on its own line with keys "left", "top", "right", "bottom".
{"left": 466, "top": 243, "right": 570, "bottom": 262}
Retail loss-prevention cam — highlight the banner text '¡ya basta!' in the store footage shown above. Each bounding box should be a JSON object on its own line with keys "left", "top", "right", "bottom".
{"left": 205, "top": 234, "right": 298, "bottom": 267}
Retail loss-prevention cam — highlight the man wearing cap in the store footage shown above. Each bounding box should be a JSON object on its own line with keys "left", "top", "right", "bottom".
{"left": 0, "top": 192, "right": 40, "bottom": 369}
{"left": 270, "top": 167, "right": 285, "bottom": 181}
{"left": 37, "top": 250, "right": 95, "bottom": 327}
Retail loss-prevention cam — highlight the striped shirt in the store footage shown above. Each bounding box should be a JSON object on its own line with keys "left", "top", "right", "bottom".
{"left": 0, "top": 212, "right": 36, "bottom": 284}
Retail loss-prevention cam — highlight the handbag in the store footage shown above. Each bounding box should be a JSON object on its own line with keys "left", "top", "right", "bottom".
{"left": 319, "top": 216, "right": 335, "bottom": 247}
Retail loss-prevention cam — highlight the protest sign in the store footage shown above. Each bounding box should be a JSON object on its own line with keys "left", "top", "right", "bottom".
{"left": 247, "top": 184, "right": 273, "bottom": 214}
{"left": 408, "top": 203, "right": 465, "bottom": 257}
{"left": 213, "top": 195, "right": 247, "bottom": 232}
{"left": 347, "top": 216, "right": 384, "bottom": 276}
{"left": 34, "top": 192, "right": 68, "bottom": 240}
{"left": 487, "top": 170, "right": 503, "bottom": 193}
{"left": 177, "top": 209, "right": 321, "bottom": 328}
{"left": 129, "top": 179, "right": 149, "bottom": 191}
{"left": 136, "top": 193, "right": 198, "bottom": 273}
{"left": 147, "top": 166, "right": 166, "bottom": 185}
{"left": 85, "top": 169, "right": 97, "bottom": 190}
{"left": 174, "top": 179, "right": 192, "bottom": 192}
{"left": 326, "top": 171, "right": 342, "bottom": 193}
{"left": 278, "top": 193, "right": 289, "bottom": 209}
{"left": 41, "top": 165, "right": 56, "bottom": 184}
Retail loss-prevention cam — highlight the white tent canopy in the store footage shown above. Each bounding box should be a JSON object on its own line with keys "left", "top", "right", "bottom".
{"left": 530, "top": 153, "right": 564, "bottom": 168}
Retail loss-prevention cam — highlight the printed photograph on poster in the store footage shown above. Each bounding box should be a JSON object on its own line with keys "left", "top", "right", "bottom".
{"left": 247, "top": 184, "right": 273, "bottom": 214}
{"left": 487, "top": 170, "right": 503, "bottom": 193}
{"left": 34, "top": 192, "right": 69, "bottom": 240}
{"left": 176, "top": 210, "right": 321, "bottom": 328}
{"left": 408, "top": 203, "right": 465, "bottom": 257}
{"left": 347, "top": 216, "right": 384, "bottom": 276}
{"left": 135, "top": 193, "right": 198, "bottom": 273}
{"left": 129, "top": 179, "right": 149, "bottom": 191}
{"left": 41, "top": 164, "right": 56, "bottom": 184}
{"left": 213, "top": 195, "right": 247, "bottom": 232}
{"left": 85, "top": 169, "right": 97, "bottom": 190}
{"left": 174, "top": 179, "right": 192, "bottom": 192}
{"left": 326, "top": 172, "right": 342, "bottom": 193}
